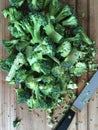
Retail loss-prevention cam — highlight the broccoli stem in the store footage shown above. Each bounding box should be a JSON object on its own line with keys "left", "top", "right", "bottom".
{"left": 6, "top": 53, "right": 26, "bottom": 81}
{"left": 62, "top": 15, "right": 78, "bottom": 27}
{"left": 44, "top": 24, "right": 63, "bottom": 43}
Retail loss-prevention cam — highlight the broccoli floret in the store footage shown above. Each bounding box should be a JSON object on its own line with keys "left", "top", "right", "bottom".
{"left": 44, "top": 15, "right": 63, "bottom": 43}
{"left": 9, "top": 0, "right": 25, "bottom": 8}
{"left": 29, "top": 12, "right": 47, "bottom": 43}
{"left": 74, "top": 26, "right": 94, "bottom": 45}
{"left": 6, "top": 53, "right": 26, "bottom": 81}
{"left": 56, "top": 5, "right": 72, "bottom": 22}
{"left": 31, "top": 59, "right": 53, "bottom": 74}
{"left": 15, "top": 87, "right": 31, "bottom": 104}
{"left": 64, "top": 33, "right": 82, "bottom": 43}
{"left": 27, "top": 0, "right": 44, "bottom": 11}
{"left": 0, "top": 53, "right": 15, "bottom": 71}
{"left": 8, "top": 22, "right": 26, "bottom": 38}
{"left": 2, "top": 7, "right": 22, "bottom": 22}
{"left": 2, "top": 39, "right": 19, "bottom": 53}
{"left": 74, "top": 62, "right": 87, "bottom": 76}
{"left": 55, "top": 24, "right": 65, "bottom": 36}
{"left": 15, "top": 68, "right": 29, "bottom": 83}
{"left": 25, "top": 46, "right": 43, "bottom": 66}
{"left": 63, "top": 48, "right": 85, "bottom": 66}
{"left": 57, "top": 41, "right": 71, "bottom": 57}
{"left": 19, "top": 18, "right": 34, "bottom": 38}
{"left": 34, "top": 37, "right": 56, "bottom": 57}
{"left": 62, "top": 15, "right": 78, "bottom": 27}
{"left": 49, "top": 0, "right": 62, "bottom": 16}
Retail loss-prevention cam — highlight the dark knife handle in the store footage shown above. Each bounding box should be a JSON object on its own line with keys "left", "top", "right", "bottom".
{"left": 54, "top": 109, "right": 75, "bottom": 130}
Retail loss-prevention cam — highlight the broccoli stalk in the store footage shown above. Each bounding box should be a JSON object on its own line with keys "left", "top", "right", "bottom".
{"left": 6, "top": 53, "right": 26, "bottom": 81}
{"left": 49, "top": 0, "right": 62, "bottom": 16}
{"left": 56, "top": 5, "right": 72, "bottom": 22}
{"left": 44, "top": 15, "right": 63, "bottom": 43}
{"left": 62, "top": 15, "right": 78, "bottom": 27}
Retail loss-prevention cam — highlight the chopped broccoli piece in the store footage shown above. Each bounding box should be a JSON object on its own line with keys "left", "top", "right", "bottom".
{"left": 6, "top": 53, "right": 26, "bottom": 81}
{"left": 62, "top": 15, "right": 78, "bottom": 27}
{"left": 29, "top": 12, "right": 47, "bottom": 43}
{"left": 64, "top": 48, "right": 85, "bottom": 65}
{"left": 44, "top": 15, "right": 63, "bottom": 43}
{"left": 57, "top": 41, "right": 71, "bottom": 57}
{"left": 49, "top": 0, "right": 62, "bottom": 16}
{"left": 2, "top": 39, "right": 19, "bottom": 53}
{"left": 27, "top": 0, "right": 44, "bottom": 11}
{"left": 16, "top": 87, "right": 31, "bottom": 103}
{"left": 56, "top": 5, "right": 72, "bottom": 22}
{"left": 74, "top": 26, "right": 94, "bottom": 45}
{"left": 13, "top": 118, "right": 20, "bottom": 128}
{"left": 55, "top": 24, "right": 65, "bottom": 36}
{"left": 2, "top": 7, "right": 22, "bottom": 22}
{"left": 8, "top": 22, "right": 26, "bottom": 38}
{"left": 34, "top": 37, "right": 56, "bottom": 57}
{"left": 74, "top": 62, "right": 87, "bottom": 76}
{"left": 9, "top": 0, "right": 25, "bottom": 7}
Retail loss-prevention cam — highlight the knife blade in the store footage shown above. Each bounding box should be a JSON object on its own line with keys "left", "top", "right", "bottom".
{"left": 55, "top": 70, "right": 98, "bottom": 130}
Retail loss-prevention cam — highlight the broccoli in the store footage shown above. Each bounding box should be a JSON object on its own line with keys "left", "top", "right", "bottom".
{"left": 44, "top": 15, "right": 63, "bottom": 43}
{"left": 74, "top": 26, "right": 94, "bottom": 45}
{"left": 15, "top": 87, "right": 31, "bottom": 104}
{"left": 9, "top": 0, "right": 25, "bottom": 8}
{"left": 31, "top": 59, "right": 53, "bottom": 74}
{"left": 2, "top": 7, "right": 22, "bottom": 22}
{"left": 34, "top": 37, "right": 56, "bottom": 57}
{"left": 49, "top": 0, "right": 62, "bottom": 16}
{"left": 64, "top": 33, "right": 82, "bottom": 43}
{"left": 8, "top": 22, "right": 26, "bottom": 38}
{"left": 0, "top": 53, "right": 15, "bottom": 71}
{"left": 62, "top": 15, "right": 78, "bottom": 27}
{"left": 56, "top": 5, "right": 72, "bottom": 22}
{"left": 15, "top": 68, "right": 29, "bottom": 83}
{"left": 57, "top": 41, "right": 71, "bottom": 57}
{"left": 74, "top": 62, "right": 87, "bottom": 76}
{"left": 6, "top": 53, "right": 26, "bottom": 81}
{"left": 55, "top": 24, "right": 65, "bottom": 36}
{"left": 27, "top": 0, "right": 44, "bottom": 11}
{"left": 29, "top": 12, "right": 47, "bottom": 43}
{"left": 63, "top": 48, "right": 85, "bottom": 66}
{"left": 2, "top": 39, "right": 19, "bottom": 53}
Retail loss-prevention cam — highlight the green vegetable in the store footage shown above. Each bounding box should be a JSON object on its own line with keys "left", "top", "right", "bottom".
{"left": 9, "top": 0, "right": 25, "bottom": 8}
{"left": 62, "top": 15, "right": 78, "bottom": 27}
{"left": 56, "top": 5, "right": 72, "bottom": 22}
{"left": 0, "top": 0, "right": 97, "bottom": 128}
{"left": 13, "top": 118, "right": 20, "bottom": 128}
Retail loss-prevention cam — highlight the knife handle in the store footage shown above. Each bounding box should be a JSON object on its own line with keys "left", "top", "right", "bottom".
{"left": 54, "top": 109, "right": 75, "bottom": 130}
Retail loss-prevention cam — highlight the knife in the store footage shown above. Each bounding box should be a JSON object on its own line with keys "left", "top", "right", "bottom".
{"left": 55, "top": 70, "right": 98, "bottom": 130}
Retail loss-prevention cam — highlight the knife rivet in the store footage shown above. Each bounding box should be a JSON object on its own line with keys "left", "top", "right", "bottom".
{"left": 68, "top": 115, "right": 71, "bottom": 119}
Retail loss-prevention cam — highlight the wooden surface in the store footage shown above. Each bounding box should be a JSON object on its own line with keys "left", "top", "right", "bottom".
{"left": 0, "top": 0, "right": 98, "bottom": 130}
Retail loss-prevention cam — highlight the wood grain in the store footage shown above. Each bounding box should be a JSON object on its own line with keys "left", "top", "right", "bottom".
{"left": 0, "top": 0, "right": 98, "bottom": 130}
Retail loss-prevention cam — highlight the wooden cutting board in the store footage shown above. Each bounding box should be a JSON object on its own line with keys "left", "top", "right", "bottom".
{"left": 0, "top": 0, "right": 98, "bottom": 130}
